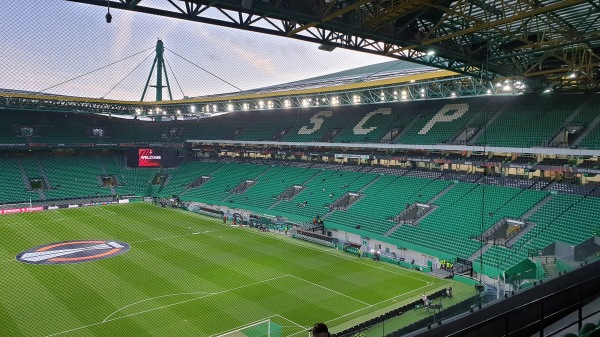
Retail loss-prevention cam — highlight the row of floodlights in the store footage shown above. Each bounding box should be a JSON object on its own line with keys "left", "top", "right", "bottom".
{"left": 134, "top": 86, "right": 505, "bottom": 115}
{"left": 494, "top": 79, "right": 527, "bottom": 92}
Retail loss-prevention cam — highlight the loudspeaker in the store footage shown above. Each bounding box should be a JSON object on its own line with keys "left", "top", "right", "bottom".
{"left": 241, "top": 0, "right": 252, "bottom": 9}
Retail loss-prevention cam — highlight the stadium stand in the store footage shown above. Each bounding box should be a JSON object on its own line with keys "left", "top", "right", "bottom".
{"left": 181, "top": 162, "right": 270, "bottom": 203}
{"left": 41, "top": 156, "right": 111, "bottom": 200}
{"left": 271, "top": 169, "right": 377, "bottom": 223}
{"left": 395, "top": 100, "right": 476, "bottom": 145}
{"left": 0, "top": 158, "right": 37, "bottom": 203}
{"left": 158, "top": 160, "right": 224, "bottom": 198}
{"left": 329, "top": 177, "right": 451, "bottom": 234}
{"left": 4, "top": 94, "right": 600, "bottom": 148}
{"left": 474, "top": 96, "right": 578, "bottom": 147}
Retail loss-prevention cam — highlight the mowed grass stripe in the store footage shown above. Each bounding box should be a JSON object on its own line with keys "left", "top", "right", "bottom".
{"left": 0, "top": 301, "right": 25, "bottom": 337}
{"left": 0, "top": 263, "right": 89, "bottom": 337}
{"left": 0, "top": 213, "right": 156, "bottom": 336}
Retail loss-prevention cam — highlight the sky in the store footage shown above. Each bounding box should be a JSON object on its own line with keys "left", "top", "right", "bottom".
{"left": 0, "top": 0, "right": 395, "bottom": 101}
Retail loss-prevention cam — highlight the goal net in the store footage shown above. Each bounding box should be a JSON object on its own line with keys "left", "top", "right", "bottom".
{"left": 217, "top": 319, "right": 283, "bottom": 337}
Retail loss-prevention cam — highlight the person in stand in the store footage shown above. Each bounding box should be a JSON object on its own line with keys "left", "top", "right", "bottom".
{"left": 422, "top": 294, "right": 429, "bottom": 307}
{"left": 310, "top": 323, "right": 330, "bottom": 337}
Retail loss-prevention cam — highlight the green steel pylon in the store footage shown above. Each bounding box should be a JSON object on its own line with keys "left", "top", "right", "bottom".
{"left": 141, "top": 39, "right": 173, "bottom": 102}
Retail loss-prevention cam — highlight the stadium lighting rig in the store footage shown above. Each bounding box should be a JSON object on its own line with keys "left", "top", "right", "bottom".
{"left": 105, "top": 0, "right": 112, "bottom": 23}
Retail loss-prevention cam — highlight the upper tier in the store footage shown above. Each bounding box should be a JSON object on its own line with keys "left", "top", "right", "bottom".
{"left": 2, "top": 94, "right": 600, "bottom": 149}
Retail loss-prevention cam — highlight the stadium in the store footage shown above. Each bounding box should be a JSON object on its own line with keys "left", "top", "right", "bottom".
{"left": 1, "top": 1, "right": 600, "bottom": 337}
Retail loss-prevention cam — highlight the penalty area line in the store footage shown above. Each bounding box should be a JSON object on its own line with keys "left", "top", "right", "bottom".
{"left": 323, "top": 282, "right": 438, "bottom": 328}
{"left": 103, "top": 290, "right": 217, "bottom": 322}
{"left": 208, "top": 315, "right": 278, "bottom": 337}
{"left": 45, "top": 274, "right": 291, "bottom": 337}
{"left": 287, "top": 275, "right": 371, "bottom": 306}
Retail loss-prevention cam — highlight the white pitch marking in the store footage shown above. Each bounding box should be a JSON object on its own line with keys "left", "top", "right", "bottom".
{"left": 128, "top": 228, "right": 231, "bottom": 244}
{"left": 46, "top": 274, "right": 291, "bottom": 337}
{"left": 208, "top": 315, "right": 278, "bottom": 337}
{"left": 287, "top": 274, "right": 371, "bottom": 306}
{"left": 251, "top": 229, "right": 431, "bottom": 284}
{"left": 324, "top": 282, "right": 437, "bottom": 326}
{"left": 103, "top": 290, "right": 217, "bottom": 322}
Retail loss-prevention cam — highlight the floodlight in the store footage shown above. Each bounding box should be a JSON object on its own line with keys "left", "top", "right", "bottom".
{"left": 318, "top": 44, "right": 336, "bottom": 52}
{"left": 105, "top": 0, "right": 112, "bottom": 23}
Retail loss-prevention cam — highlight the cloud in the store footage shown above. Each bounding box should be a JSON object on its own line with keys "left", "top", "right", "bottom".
{"left": 192, "top": 26, "right": 278, "bottom": 78}
{"left": 109, "top": 11, "right": 136, "bottom": 59}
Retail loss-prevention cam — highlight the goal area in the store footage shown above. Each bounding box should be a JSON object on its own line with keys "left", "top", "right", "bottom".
{"left": 217, "top": 319, "right": 283, "bottom": 337}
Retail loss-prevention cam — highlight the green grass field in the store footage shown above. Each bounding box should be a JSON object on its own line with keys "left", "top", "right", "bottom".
{"left": 0, "top": 203, "right": 462, "bottom": 337}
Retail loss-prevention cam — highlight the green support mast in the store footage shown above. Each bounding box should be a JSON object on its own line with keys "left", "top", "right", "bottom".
{"left": 141, "top": 39, "right": 173, "bottom": 102}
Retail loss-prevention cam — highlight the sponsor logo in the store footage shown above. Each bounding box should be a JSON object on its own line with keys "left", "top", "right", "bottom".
{"left": 16, "top": 240, "right": 130, "bottom": 265}
{"left": 0, "top": 206, "right": 44, "bottom": 215}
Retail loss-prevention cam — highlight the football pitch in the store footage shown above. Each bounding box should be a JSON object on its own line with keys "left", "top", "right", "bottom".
{"left": 0, "top": 203, "right": 458, "bottom": 336}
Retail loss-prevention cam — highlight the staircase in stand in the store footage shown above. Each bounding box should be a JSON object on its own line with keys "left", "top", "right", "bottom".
{"left": 539, "top": 256, "right": 558, "bottom": 279}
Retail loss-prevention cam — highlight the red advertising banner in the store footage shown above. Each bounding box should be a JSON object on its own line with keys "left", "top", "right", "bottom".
{"left": 0, "top": 206, "right": 44, "bottom": 215}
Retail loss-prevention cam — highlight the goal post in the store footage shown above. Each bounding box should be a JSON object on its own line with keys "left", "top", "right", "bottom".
{"left": 217, "top": 319, "right": 283, "bottom": 337}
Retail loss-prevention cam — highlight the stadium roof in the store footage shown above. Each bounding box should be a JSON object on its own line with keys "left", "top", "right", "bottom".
{"left": 200, "top": 60, "right": 451, "bottom": 99}
{"left": 0, "top": 60, "right": 460, "bottom": 105}
{"left": 68, "top": 0, "right": 600, "bottom": 92}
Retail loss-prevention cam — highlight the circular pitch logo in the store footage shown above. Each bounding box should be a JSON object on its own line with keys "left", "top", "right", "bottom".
{"left": 16, "top": 240, "right": 130, "bottom": 265}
